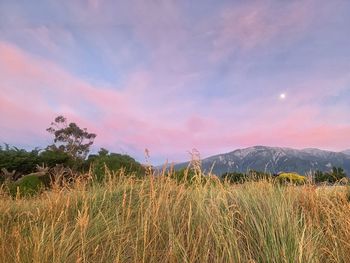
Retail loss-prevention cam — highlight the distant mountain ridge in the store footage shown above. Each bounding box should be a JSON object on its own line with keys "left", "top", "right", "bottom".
{"left": 342, "top": 150, "right": 350, "bottom": 156}
{"left": 174, "top": 146, "right": 350, "bottom": 176}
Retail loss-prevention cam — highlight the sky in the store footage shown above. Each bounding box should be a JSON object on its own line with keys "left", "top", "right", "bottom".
{"left": 1, "top": 0, "right": 350, "bottom": 164}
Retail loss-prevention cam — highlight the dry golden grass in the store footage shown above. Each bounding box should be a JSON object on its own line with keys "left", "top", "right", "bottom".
{"left": 1, "top": 170, "right": 350, "bottom": 263}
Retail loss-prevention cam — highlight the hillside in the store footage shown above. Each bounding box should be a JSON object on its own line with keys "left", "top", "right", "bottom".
{"left": 342, "top": 149, "right": 350, "bottom": 155}
{"left": 174, "top": 146, "right": 350, "bottom": 175}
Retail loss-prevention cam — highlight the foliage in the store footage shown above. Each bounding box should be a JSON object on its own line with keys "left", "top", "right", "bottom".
{"left": 276, "top": 172, "right": 306, "bottom": 185}
{"left": 222, "top": 172, "right": 246, "bottom": 183}
{"left": 0, "top": 145, "right": 75, "bottom": 177}
{"left": 221, "top": 170, "right": 273, "bottom": 183}
{"left": 314, "top": 170, "right": 328, "bottom": 183}
{"left": 0, "top": 144, "right": 143, "bottom": 184}
{"left": 0, "top": 117, "right": 143, "bottom": 185}
{"left": 8, "top": 174, "right": 44, "bottom": 197}
{"left": 314, "top": 167, "right": 347, "bottom": 183}
{"left": 247, "top": 170, "right": 274, "bottom": 180}
{"left": 47, "top": 115, "right": 96, "bottom": 160}
{"left": 169, "top": 167, "right": 199, "bottom": 183}
{"left": 39, "top": 149, "right": 74, "bottom": 167}
{"left": 85, "top": 148, "right": 144, "bottom": 181}
{"left": 329, "top": 167, "right": 347, "bottom": 182}
{"left": 0, "top": 145, "right": 40, "bottom": 177}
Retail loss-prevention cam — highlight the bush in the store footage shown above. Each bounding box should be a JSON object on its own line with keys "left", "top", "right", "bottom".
{"left": 314, "top": 167, "right": 347, "bottom": 184}
{"left": 222, "top": 172, "right": 247, "bottom": 183}
{"left": 0, "top": 145, "right": 40, "bottom": 176}
{"left": 1, "top": 145, "right": 145, "bottom": 184}
{"left": 221, "top": 170, "right": 274, "bottom": 184}
{"left": 8, "top": 175, "right": 44, "bottom": 197}
{"left": 39, "top": 149, "right": 75, "bottom": 168}
{"left": 314, "top": 170, "right": 328, "bottom": 183}
{"left": 85, "top": 149, "right": 144, "bottom": 181}
{"left": 277, "top": 173, "right": 306, "bottom": 185}
{"left": 246, "top": 170, "right": 274, "bottom": 181}
{"left": 170, "top": 167, "right": 198, "bottom": 183}
{"left": 0, "top": 145, "right": 76, "bottom": 178}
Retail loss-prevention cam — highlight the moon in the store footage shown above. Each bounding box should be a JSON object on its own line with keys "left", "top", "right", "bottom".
{"left": 280, "top": 93, "right": 286, "bottom": 100}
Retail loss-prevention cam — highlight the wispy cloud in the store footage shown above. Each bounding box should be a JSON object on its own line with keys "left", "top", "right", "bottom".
{"left": 1, "top": 0, "right": 350, "bottom": 162}
{"left": 209, "top": 1, "right": 314, "bottom": 61}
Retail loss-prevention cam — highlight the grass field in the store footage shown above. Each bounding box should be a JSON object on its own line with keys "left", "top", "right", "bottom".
{"left": 1, "top": 170, "right": 350, "bottom": 263}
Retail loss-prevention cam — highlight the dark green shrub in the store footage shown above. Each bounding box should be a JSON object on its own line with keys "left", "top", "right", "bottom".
{"left": 39, "top": 149, "right": 75, "bottom": 168}
{"left": 222, "top": 172, "right": 247, "bottom": 183}
{"left": 246, "top": 170, "right": 273, "bottom": 181}
{"left": 329, "top": 167, "right": 346, "bottom": 183}
{"left": 0, "top": 175, "right": 4, "bottom": 186}
{"left": 314, "top": 170, "right": 328, "bottom": 183}
{"left": 85, "top": 149, "right": 144, "bottom": 182}
{"left": 38, "top": 173, "right": 53, "bottom": 187}
{"left": 8, "top": 175, "right": 44, "bottom": 197}
{"left": 0, "top": 145, "right": 40, "bottom": 175}
{"left": 0, "top": 145, "right": 76, "bottom": 178}
{"left": 221, "top": 170, "right": 273, "bottom": 184}
{"left": 314, "top": 167, "right": 346, "bottom": 184}
{"left": 171, "top": 167, "right": 197, "bottom": 183}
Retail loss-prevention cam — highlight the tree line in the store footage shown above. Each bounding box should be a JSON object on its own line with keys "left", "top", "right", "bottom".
{"left": 221, "top": 167, "right": 347, "bottom": 184}
{"left": 0, "top": 116, "right": 143, "bottom": 186}
{"left": 1, "top": 115, "right": 348, "bottom": 196}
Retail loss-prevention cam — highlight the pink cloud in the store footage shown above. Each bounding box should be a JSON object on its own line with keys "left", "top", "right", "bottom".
{"left": 0, "top": 41, "right": 199, "bottom": 158}
{"left": 1, "top": 26, "right": 349, "bottom": 163}
{"left": 0, "top": 89, "right": 54, "bottom": 144}
{"left": 0, "top": 41, "right": 132, "bottom": 143}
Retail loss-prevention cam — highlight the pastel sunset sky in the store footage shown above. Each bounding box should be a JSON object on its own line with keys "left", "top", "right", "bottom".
{"left": 1, "top": 0, "right": 350, "bottom": 163}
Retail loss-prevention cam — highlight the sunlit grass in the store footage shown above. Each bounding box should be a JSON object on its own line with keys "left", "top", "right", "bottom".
{"left": 1, "top": 170, "right": 350, "bottom": 263}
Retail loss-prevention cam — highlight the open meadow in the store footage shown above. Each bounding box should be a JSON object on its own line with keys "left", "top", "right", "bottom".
{"left": 1, "top": 170, "right": 350, "bottom": 263}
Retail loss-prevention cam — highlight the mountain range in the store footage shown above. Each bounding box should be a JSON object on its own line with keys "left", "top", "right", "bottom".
{"left": 342, "top": 149, "right": 350, "bottom": 156}
{"left": 173, "top": 146, "right": 350, "bottom": 176}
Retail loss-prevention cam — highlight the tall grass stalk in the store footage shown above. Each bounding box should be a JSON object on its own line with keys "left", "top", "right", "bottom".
{"left": 0, "top": 170, "right": 349, "bottom": 262}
